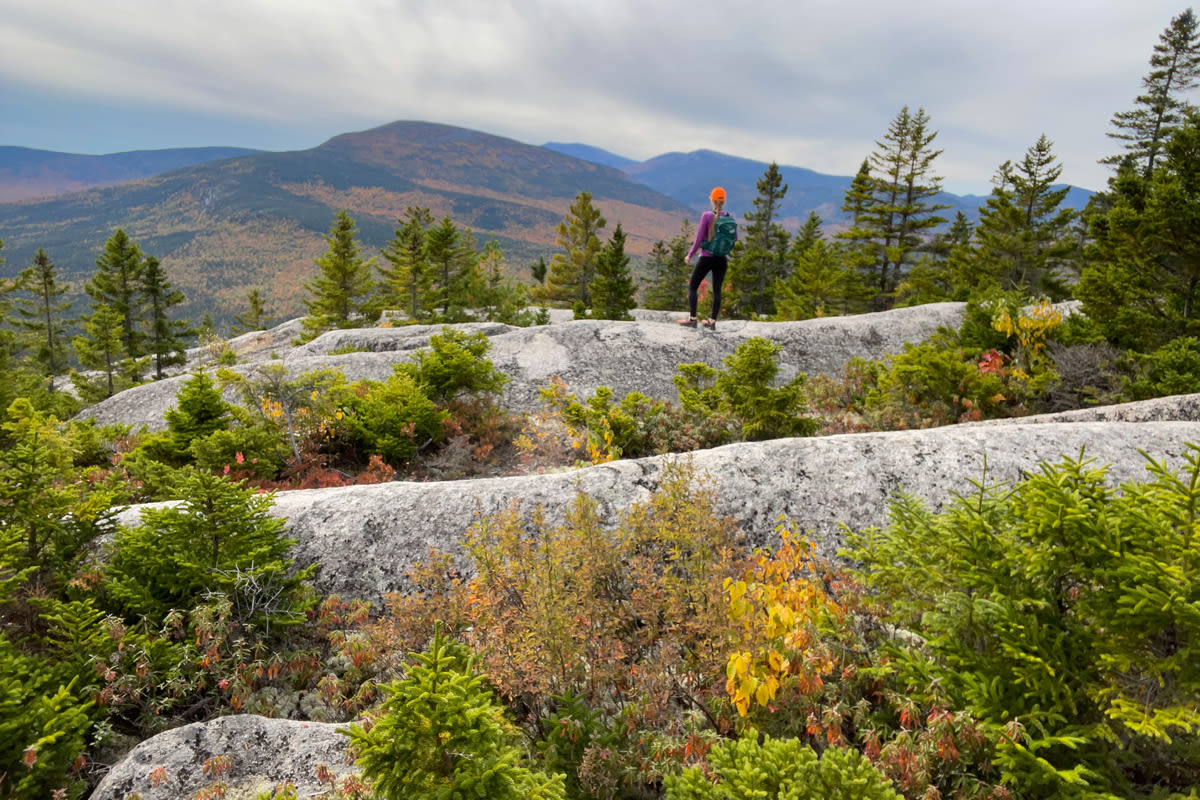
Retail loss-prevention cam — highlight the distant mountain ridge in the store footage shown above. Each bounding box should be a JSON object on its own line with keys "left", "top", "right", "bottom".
{"left": 0, "top": 121, "right": 1096, "bottom": 327}
{"left": 0, "top": 122, "right": 692, "bottom": 325}
{"left": 541, "top": 142, "right": 1095, "bottom": 226}
{"left": 0, "top": 146, "right": 260, "bottom": 203}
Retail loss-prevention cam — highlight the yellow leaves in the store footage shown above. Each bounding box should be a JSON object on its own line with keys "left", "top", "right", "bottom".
{"left": 723, "top": 522, "right": 842, "bottom": 716}
{"left": 991, "top": 298, "right": 1062, "bottom": 355}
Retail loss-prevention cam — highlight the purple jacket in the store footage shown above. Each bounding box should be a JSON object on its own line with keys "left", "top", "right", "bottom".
{"left": 686, "top": 210, "right": 735, "bottom": 261}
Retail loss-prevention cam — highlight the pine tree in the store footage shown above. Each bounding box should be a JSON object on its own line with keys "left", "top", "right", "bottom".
{"left": 642, "top": 219, "right": 695, "bottom": 311}
{"left": 536, "top": 191, "right": 607, "bottom": 307}
{"left": 727, "top": 163, "right": 789, "bottom": 316}
{"left": 530, "top": 255, "right": 548, "bottom": 284}
{"left": 1106, "top": 8, "right": 1200, "bottom": 177}
{"left": 231, "top": 288, "right": 273, "bottom": 335}
{"left": 976, "top": 136, "right": 1080, "bottom": 298}
{"left": 301, "top": 209, "right": 377, "bottom": 340}
{"left": 14, "top": 248, "right": 71, "bottom": 391}
{"left": 589, "top": 223, "right": 637, "bottom": 320}
{"left": 140, "top": 256, "right": 194, "bottom": 380}
{"left": 379, "top": 206, "right": 435, "bottom": 322}
{"left": 86, "top": 228, "right": 146, "bottom": 363}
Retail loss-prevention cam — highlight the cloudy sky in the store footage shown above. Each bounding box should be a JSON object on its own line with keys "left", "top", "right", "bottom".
{"left": 0, "top": 1, "right": 1190, "bottom": 195}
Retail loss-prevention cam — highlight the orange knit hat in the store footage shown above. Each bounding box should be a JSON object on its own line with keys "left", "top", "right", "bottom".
{"left": 709, "top": 186, "right": 726, "bottom": 202}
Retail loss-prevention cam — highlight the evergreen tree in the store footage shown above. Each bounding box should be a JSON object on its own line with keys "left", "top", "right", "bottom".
{"left": 976, "top": 136, "right": 1080, "bottom": 298}
{"left": 104, "top": 470, "right": 313, "bottom": 630}
{"left": 379, "top": 206, "right": 434, "bottom": 322}
{"left": 727, "top": 162, "right": 789, "bottom": 317}
{"left": 775, "top": 240, "right": 857, "bottom": 320}
{"left": 536, "top": 191, "right": 607, "bottom": 307}
{"left": 347, "top": 627, "right": 566, "bottom": 800}
{"left": 473, "top": 239, "right": 531, "bottom": 324}
{"left": 790, "top": 211, "right": 825, "bottom": 257}
{"left": 301, "top": 209, "right": 377, "bottom": 340}
{"left": 14, "top": 249, "right": 71, "bottom": 391}
{"left": 231, "top": 288, "right": 273, "bottom": 335}
{"left": 834, "top": 159, "right": 880, "bottom": 311}
{"left": 855, "top": 107, "right": 951, "bottom": 308}
{"left": 642, "top": 219, "right": 695, "bottom": 311}
{"left": 86, "top": 228, "right": 146, "bottom": 364}
{"left": 162, "top": 371, "right": 231, "bottom": 462}
{"left": 1078, "top": 106, "right": 1200, "bottom": 350}
{"left": 140, "top": 256, "right": 194, "bottom": 380}
{"left": 530, "top": 255, "right": 548, "bottom": 284}
{"left": 424, "top": 217, "right": 481, "bottom": 321}
{"left": 1106, "top": 8, "right": 1200, "bottom": 177}
{"left": 589, "top": 223, "right": 637, "bottom": 320}
{"left": 71, "top": 304, "right": 133, "bottom": 401}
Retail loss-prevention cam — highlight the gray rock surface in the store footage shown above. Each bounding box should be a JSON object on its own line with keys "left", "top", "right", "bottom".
{"left": 77, "top": 304, "right": 966, "bottom": 431}
{"left": 90, "top": 715, "right": 353, "bottom": 800}
{"left": 115, "top": 418, "right": 1200, "bottom": 604}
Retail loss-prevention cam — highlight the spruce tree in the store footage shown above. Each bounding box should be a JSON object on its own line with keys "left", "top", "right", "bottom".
{"left": 834, "top": 159, "right": 880, "bottom": 312}
{"left": 775, "top": 240, "right": 856, "bottom": 320}
{"left": 1078, "top": 106, "right": 1200, "bottom": 349}
{"left": 231, "top": 288, "right": 273, "bottom": 335}
{"left": 140, "top": 256, "right": 194, "bottom": 380}
{"left": 473, "top": 239, "right": 530, "bottom": 323}
{"left": 856, "top": 107, "right": 951, "bottom": 308}
{"left": 589, "top": 223, "right": 637, "bottom": 320}
{"left": 301, "top": 209, "right": 377, "bottom": 340}
{"left": 86, "top": 228, "right": 146, "bottom": 363}
{"left": 14, "top": 248, "right": 71, "bottom": 391}
{"left": 727, "top": 162, "right": 789, "bottom": 317}
{"left": 71, "top": 304, "right": 132, "bottom": 401}
{"left": 425, "top": 217, "right": 481, "bottom": 321}
{"left": 347, "top": 627, "right": 566, "bottom": 800}
{"left": 1106, "top": 7, "right": 1200, "bottom": 177}
{"left": 379, "top": 205, "right": 434, "bottom": 322}
{"left": 642, "top": 219, "right": 695, "bottom": 311}
{"left": 976, "top": 135, "right": 1080, "bottom": 298}
{"left": 536, "top": 191, "right": 607, "bottom": 307}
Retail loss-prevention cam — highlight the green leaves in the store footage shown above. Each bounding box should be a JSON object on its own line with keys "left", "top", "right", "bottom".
{"left": 846, "top": 447, "right": 1200, "bottom": 796}
{"left": 346, "top": 627, "right": 565, "bottom": 800}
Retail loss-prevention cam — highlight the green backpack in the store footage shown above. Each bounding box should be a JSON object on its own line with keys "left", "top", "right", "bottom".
{"left": 702, "top": 213, "right": 738, "bottom": 257}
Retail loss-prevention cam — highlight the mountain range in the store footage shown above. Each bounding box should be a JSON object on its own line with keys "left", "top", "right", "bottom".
{"left": 0, "top": 120, "right": 1094, "bottom": 325}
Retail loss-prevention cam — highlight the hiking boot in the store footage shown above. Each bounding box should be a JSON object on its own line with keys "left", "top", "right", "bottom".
{"left": 701, "top": 318, "right": 717, "bottom": 330}
{"left": 677, "top": 317, "right": 698, "bottom": 328}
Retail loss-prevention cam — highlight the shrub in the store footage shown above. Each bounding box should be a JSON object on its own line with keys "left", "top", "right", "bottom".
{"left": 665, "top": 734, "right": 902, "bottom": 800}
{"left": 341, "top": 371, "right": 446, "bottom": 468}
{"left": 0, "top": 639, "right": 92, "bottom": 800}
{"left": 396, "top": 327, "right": 510, "bottom": 406}
{"left": 345, "top": 627, "right": 565, "bottom": 800}
{"left": 1125, "top": 335, "right": 1200, "bottom": 400}
{"left": 674, "top": 337, "right": 816, "bottom": 441}
{"left": 846, "top": 449, "right": 1200, "bottom": 797}
{"left": 103, "top": 470, "right": 314, "bottom": 629}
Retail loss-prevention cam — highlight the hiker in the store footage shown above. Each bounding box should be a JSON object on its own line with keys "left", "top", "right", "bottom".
{"left": 678, "top": 186, "right": 737, "bottom": 330}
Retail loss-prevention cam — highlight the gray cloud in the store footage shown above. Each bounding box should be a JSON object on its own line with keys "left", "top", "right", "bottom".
{"left": 0, "top": 0, "right": 1189, "bottom": 193}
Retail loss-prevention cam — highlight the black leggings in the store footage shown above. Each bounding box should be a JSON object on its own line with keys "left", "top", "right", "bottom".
{"left": 688, "top": 255, "right": 728, "bottom": 319}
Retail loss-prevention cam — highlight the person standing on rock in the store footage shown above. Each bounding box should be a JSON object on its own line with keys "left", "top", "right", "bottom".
{"left": 678, "top": 186, "right": 737, "bottom": 331}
